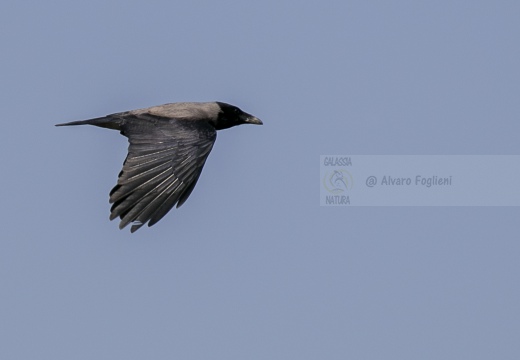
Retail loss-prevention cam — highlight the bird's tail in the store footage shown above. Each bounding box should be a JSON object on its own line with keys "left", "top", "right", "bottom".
{"left": 55, "top": 116, "right": 123, "bottom": 130}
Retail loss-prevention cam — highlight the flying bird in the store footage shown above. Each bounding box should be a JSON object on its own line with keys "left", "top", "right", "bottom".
{"left": 56, "top": 101, "right": 262, "bottom": 232}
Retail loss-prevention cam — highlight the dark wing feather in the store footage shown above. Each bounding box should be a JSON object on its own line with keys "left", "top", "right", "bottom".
{"left": 109, "top": 114, "right": 216, "bottom": 232}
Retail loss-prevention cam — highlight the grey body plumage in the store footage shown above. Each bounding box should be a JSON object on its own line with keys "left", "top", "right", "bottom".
{"left": 56, "top": 101, "right": 262, "bottom": 232}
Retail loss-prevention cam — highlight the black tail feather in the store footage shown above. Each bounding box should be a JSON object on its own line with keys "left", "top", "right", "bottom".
{"left": 55, "top": 116, "right": 122, "bottom": 130}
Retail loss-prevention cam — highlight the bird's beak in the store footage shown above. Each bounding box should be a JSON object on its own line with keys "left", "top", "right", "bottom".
{"left": 244, "top": 115, "right": 263, "bottom": 125}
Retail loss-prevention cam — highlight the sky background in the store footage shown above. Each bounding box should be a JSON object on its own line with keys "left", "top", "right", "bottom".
{"left": 1, "top": 1, "right": 519, "bottom": 359}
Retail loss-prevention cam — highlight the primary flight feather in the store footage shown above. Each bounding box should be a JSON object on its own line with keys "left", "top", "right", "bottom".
{"left": 56, "top": 101, "right": 262, "bottom": 232}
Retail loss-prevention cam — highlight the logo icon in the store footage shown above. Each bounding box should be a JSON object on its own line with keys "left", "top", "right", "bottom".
{"left": 322, "top": 169, "right": 353, "bottom": 194}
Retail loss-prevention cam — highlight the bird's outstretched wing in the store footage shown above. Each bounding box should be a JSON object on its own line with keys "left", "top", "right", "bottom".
{"left": 108, "top": 114, "right": 216, "bottom": 232}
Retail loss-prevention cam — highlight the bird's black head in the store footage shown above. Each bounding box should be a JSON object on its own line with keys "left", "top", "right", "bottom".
{"left": 214, "top": 102, "right": 263, "bottom": 130}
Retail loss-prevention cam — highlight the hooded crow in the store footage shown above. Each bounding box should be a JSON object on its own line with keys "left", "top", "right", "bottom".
{"left": 56, "top": 101, "right": 262, "bottom": 232}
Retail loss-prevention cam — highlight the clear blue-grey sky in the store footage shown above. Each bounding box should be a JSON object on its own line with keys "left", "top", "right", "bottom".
{"left": 1, "top": 1, "right": 519, "bottom": 359}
